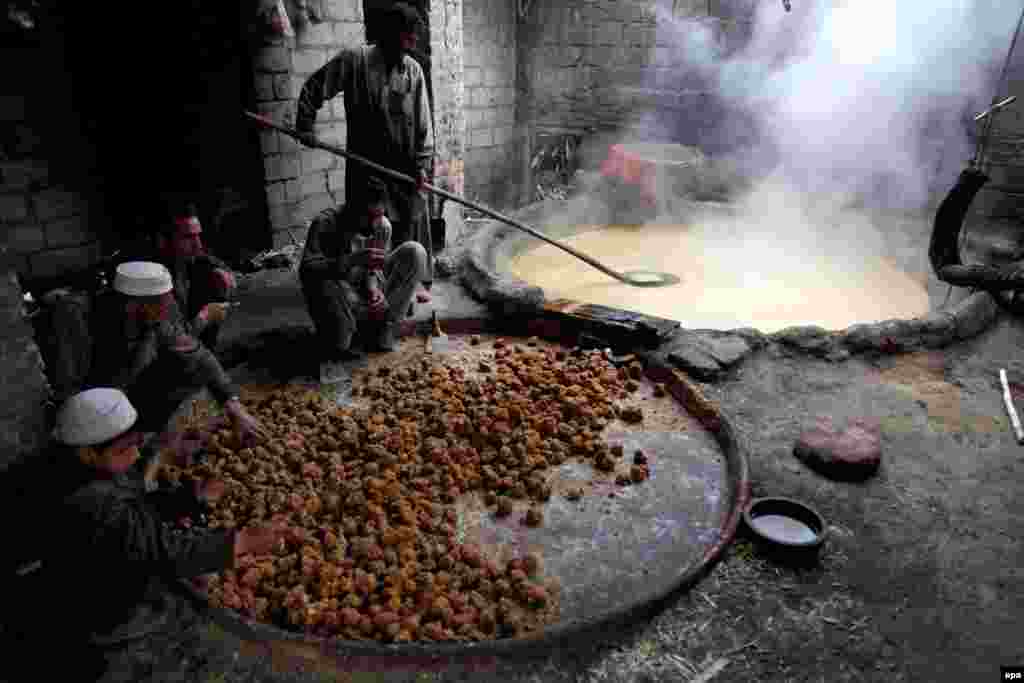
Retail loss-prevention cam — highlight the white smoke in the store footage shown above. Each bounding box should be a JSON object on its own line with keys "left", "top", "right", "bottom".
{"left": 645, "top": 0, "right": 1021, "bottom": 212}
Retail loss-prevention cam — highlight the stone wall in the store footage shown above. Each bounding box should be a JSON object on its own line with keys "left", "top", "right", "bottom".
{"left": 463, "top": 0, "right": 520, "bottom": 209}
{"left": 253, "top": 0, "right": 465, "bottom": 248}
{"left": 1, "top": 16, "right": 103, "bottom": 288}
{"left": 0, "top": 263, "right": 50, "bottom": 470}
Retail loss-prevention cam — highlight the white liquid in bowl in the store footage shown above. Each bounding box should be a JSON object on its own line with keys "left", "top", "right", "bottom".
{"left": 750, "top": 514, "right": 819, "bottom": 544}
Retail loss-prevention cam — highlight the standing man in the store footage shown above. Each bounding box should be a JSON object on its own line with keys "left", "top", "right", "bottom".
{"left": 294, "top": 1, "right": 435, "bottom": 305}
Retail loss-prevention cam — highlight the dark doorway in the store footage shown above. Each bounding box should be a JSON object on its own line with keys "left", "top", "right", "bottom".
{"left": 59, "top": 3, "right": 270, "bottom": 266}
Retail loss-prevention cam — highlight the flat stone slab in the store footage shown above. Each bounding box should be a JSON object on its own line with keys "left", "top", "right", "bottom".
{"left": 660, "top": 331, "right": 756, "bottom": 382}
{"left": 793, "top": 415, "right": 882, "bottom": 481}
{"left": 668, "top": 345, "right": 723, "bottom": 381}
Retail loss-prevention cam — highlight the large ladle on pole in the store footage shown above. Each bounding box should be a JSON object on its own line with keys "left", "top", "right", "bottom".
{"left": 245, "top": 111, "right": 680, "bottom": 288}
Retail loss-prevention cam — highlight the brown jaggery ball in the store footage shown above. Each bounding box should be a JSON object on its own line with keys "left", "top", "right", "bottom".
{"left": 620, "top": 406, "right": 644, "bottom": 424}
{"left": 624, "top": 380, "right": 640, "bottom": 393}
{"left": 610, "top": 443, "right": 624, "bottom": 458}
{"left": 628, "top": 363, "right": 644, "bottom": 380}
{"left": 470, "top": 335, "right": 481, "bottom": 345}
{"left": 653, "top": 383, "right": 667, "bottom": 398}
{"left": 595, "top": 453, "right": 616, "bottom": 472}
{"left": 524, "top": 507, "right": 543, "bottom": 527}
{"left": 496, "top": 497, "right": 514, "bottom": 518}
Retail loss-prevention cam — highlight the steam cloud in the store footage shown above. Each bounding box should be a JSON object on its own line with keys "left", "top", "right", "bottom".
{"left": 647, "top": 0, "right": 1020, "bottom": 212}
{"left": 519, "top": 0, "right": 1022, "bottom": 325}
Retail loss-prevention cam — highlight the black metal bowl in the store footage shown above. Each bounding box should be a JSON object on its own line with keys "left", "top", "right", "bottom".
{"left": 742, "top": 497, "right": 828, "bottom": 564}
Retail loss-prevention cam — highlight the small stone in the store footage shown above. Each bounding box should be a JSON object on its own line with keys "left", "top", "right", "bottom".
{"left": 470, "top": 335, "right": 481, "bottom": 346}
{"left": 793, "top": 415, "right": 882, "bottom": 480}
{"left": 694, "top": 334, "right": 752, "bottom": 367}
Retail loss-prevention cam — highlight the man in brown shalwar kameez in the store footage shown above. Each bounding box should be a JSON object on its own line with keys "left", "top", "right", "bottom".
{"left": 294, "top": 2, "right": 434, "bottom": 364}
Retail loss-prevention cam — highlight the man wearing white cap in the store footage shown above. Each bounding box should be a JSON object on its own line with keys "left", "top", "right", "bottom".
{"left": 88, "top": 261, "right": 266, "bottom": 450}
{"left": 5, "top": 388, "right": 284, "bottom": 681}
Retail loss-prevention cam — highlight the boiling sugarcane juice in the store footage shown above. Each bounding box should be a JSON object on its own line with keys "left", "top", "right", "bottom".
{"left": 510, "top": 222, "right": 930, "bottom": 332}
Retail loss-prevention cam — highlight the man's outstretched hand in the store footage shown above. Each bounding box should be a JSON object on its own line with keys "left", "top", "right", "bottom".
{"left": 224, "top": 399, "right": 269, "bottom": 446}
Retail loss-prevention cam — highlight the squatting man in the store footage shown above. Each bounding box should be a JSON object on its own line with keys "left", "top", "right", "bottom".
{"left": 295, "top": 2, "right": 433, "bottom": 372}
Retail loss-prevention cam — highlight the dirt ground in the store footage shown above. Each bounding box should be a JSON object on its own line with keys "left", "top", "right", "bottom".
{"left": 76, "top": 309, "right": 1024, "bottom": 683}
{"left": 7, "top": 254, "right": 1015, "bottom": 683}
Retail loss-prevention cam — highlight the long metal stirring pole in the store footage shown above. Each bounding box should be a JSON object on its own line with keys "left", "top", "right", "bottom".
{"left": 244, "top": 111, "right": 680, "bottom": 287}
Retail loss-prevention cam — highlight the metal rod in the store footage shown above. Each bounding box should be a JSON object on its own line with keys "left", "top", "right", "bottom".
{"left": 245, "top": 111, "right": 677, "bottom": 287}
{"left": 974, "top": 95, "right": 1017, "bottom": 121}
{"left": 975, "top": 4, "right": 1024, "bottom": 168}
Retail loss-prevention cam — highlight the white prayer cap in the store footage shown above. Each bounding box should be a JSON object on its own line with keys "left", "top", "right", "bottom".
{"left": 113, "top": 261, "right": 173, "bottom": 297}
{"left": 54, "top": 388, "right": 138, "bottom": 446}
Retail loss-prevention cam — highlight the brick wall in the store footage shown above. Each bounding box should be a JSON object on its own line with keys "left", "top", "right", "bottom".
{"left": 463, "top": 0, "right": 519, "bottom": 209}
{"left": 253, "top": 0, "right": 466, "bottom": 248}
{"left": 429, "top": 0, "right": 468, "bottom": 243}
{"left": 0, "top": 263, "right": 50, "bottom": 470}
{"left": 523, "top": 1, "right": 753, "bottom": 139}
{"left": 1, "top": 27, "right": 103, "bottom": 289}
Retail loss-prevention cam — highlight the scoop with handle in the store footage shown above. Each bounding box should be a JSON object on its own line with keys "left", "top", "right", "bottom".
{"left": 244, "top": 111, "right": 680, "bottom": 288}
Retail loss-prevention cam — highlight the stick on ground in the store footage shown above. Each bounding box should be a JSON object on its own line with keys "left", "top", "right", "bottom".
{"left": 999, "top": 369, "right": 1024, "bottom": 444}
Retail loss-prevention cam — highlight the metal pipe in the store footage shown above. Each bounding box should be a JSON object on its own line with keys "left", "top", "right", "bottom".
{"left": 974, "top": 95, "right": 1017, "bottom": 122}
